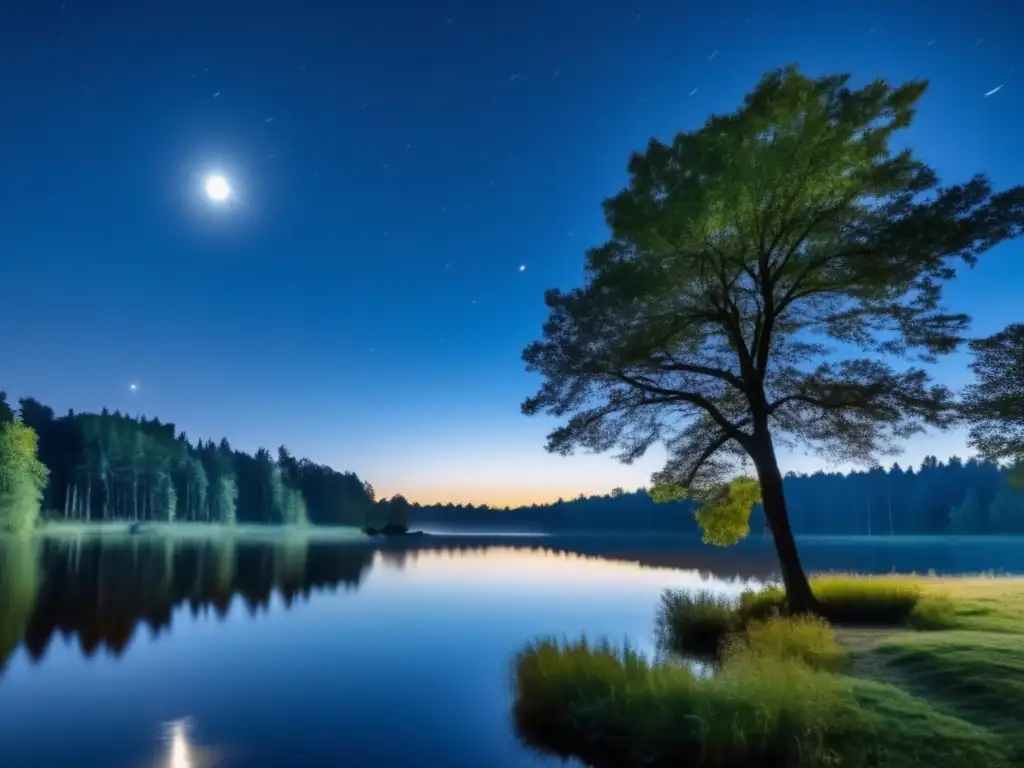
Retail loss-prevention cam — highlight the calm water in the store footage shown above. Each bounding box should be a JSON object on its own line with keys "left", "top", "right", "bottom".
{"left": 0, "top": 533, "right": 1021, "bottom": 767}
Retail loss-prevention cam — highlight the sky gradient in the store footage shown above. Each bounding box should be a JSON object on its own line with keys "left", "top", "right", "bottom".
{"left": 2, "top": 0, "right": 1020, "bottom": 506}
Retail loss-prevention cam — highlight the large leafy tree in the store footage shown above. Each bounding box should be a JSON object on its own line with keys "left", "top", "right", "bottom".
{"left": 962, "top": 323, "right": 1024, "bottom": 485}
{"left": 0, "top": 419, "right": 49, "bottom": 533}
{"left": 522, "top": 66, "right": 1024, "bottom": 611}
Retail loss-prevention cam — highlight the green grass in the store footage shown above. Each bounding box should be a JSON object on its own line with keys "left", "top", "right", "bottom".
{"left": 517, "top": 576, "right": 1024, "bottom": 767}
{"left": 725, "top": 614, "right": 848, "bottom": 672}
{"left": 513, "top": 635, "right": 1010, "bottom": 768}
{"left": 655, "top": 589, "right": 737, "bottom": 657}
{"left": 740, "top": 576, "right": 923, "bottom": 625}
{"left": 659, "top": 576, "right": 926, "bottom": 659}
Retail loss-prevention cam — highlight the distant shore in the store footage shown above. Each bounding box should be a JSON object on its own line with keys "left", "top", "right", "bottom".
{"left": 28, "top": 521, "right": 369, "bottom": 542}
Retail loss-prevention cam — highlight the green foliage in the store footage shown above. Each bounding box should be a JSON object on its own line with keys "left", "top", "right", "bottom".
{"left": 962, "top": 324, "right": 1024, "bottom": 469}
{"left": 694, "top": 476, "right": 761, "bottom": 545}
{"left": 0, "top": 420, "right": 49, "bottom": 532}
{"left": 740, "top": 577, "right": 922, "bottom": 625}
{"left": 513, "top": 635, "right": 1009, "bottom": 767}
{"left": 6, "top": 395, "right": 374, "bottom": 528}
{"left": 726, "top": 614, "right": 847, "bottom": 672}
{"left": 656, "top": 589, "right": 738, "bottom": 656}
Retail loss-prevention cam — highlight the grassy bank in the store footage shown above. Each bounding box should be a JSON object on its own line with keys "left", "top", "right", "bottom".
{"left": 31, "top": 521, "right": 368, "bottom": 543}
{"left": 514, "top": 576, "right": 1024, "bottom": 767}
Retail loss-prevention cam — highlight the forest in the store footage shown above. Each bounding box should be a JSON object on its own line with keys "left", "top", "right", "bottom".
{"left": 0, "top": 392, "right": 385, "bottom": 532}
{"left": 2, "top": 390, "right": 1023, "bottom": 537}
{"left": 410, "top": 457, "right": 1024, "bottom": 536}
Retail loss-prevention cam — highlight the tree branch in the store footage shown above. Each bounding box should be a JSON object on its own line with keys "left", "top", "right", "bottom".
{"left": 611, "top": 372, "right": 745, "bottom": 439}
{"left": 646, "top": 357, "right": 746, "bottom": 391}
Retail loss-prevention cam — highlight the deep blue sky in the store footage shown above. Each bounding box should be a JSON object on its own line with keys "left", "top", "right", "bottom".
{"left": 2, "top": 0, "right": 1020, "bottom": 505}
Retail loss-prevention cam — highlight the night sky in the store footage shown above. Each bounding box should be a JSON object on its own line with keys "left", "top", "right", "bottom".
{"left": 2, "top": 0, "right": 1020, "bottom": 506}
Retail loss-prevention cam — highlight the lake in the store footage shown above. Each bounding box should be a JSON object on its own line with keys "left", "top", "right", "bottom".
{"left": 0, "top": 533, "right": 1021, "bottom": 767}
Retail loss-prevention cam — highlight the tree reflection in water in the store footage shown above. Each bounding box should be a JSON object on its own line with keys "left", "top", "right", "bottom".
{"left": 0, "top": 534, "right": 781, "bottom": 672}
{"left": 5, "top": 530, "right": 971, "bottom": 673}
{"left": 0, "top": 536, "right": 378, "bottom": 670}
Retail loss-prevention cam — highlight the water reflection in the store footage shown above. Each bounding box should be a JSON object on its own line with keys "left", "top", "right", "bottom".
{"left": 0, "top": 533, "right": 1020, "bottom": 767}
{"left": 0, "top": 537, "right": 378, "bottom": 670}
{"left": 1, "top": 533, "right": 1020, "bottom": 673}
{"left": 166, "top": 719, "right": 193, "bottom": 768}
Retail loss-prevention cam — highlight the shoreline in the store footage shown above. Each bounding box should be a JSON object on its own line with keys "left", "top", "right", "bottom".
{"left": 25, "top": 521, "right": 370, "bottom": 542}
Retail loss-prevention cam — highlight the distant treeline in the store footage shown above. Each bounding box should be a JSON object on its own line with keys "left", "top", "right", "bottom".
{"left": 1, "top": 393, "right": 389, "bottom": 531}
{"left": 4, "top": 392, "right": 1023, "bottom": 537}
{"left": 409, "top": 457, "right": 1024, "bottom": 535}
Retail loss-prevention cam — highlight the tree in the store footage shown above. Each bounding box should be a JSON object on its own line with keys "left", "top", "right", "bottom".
{"left": 386, "top": 494, "right": 411, "bottom": 531}
{"left": 987, "top": 484, "right": 1023, "bottom": 532}
{"left": 962, "top": 324, "right": 1024, "bottom": 486}
{"left": 948, "top": 488, "right": 984, "bottom": 533}
{"left": 521, "top": 66, "right": 1024, "bottom": 612}
{"left": 0, "top": 392, "right": 14, "bottom": 426}
{"left": 0, "top": 420, "right": 50, "bottom": 532}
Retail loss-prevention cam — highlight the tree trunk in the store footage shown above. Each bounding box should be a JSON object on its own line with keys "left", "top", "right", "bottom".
{"left": 64, "top": 484, "right": 71, "bottom": 519}
{"left": 887, "top": 491, "right": 895, "bottom": 536}
{"left": 750, "top": 432, "right": 819, "bottom": 614}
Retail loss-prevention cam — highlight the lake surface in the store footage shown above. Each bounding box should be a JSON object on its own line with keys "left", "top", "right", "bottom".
{"left": 0, "top": 533, "right": 1021, "bottom": 767}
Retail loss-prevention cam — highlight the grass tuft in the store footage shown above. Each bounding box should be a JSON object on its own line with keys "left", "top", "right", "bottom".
{"left": 726, "top": 614, "right": 848, "bottom": 672}
{"left": 655, "top": 589, "right": 738, "bottom": 657}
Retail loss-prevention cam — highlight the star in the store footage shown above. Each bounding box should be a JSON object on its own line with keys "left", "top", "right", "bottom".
{"left": 213, "top": 91, "right": 221, "bottom": 98}
{"left": 984, "top": 85, "right": 1004, "bottom": 98}
{"left": 265, "top": 116, "right": 274, "bottom": 123}
{"left": 708, "top": 50, "right": 719, "bottom": 60}
{"left": 129, "top": 383, "right": 138, "bottom": 392}
{"left": 519, "top": 265, "right": 526, "bottom": 272}
{"left": 689, "top": 88, "right": 698, "bottom": 96}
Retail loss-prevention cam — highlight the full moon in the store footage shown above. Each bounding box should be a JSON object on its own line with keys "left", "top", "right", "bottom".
{"left": 204, "top": 175, "right": 231, "bottom": 202}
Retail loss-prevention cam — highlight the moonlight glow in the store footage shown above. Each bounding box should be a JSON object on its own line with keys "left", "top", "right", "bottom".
{"left": 204, "top": 175, "right": 231, "bottom": 202}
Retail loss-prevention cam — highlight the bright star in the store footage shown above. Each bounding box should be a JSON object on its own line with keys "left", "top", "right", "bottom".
{"left": 204, "top": 175, "right": 231, "bottom": 202}
{"left": 519, "top": 265, "right": 526, "bottom": 272}
{"left": 129, "top": 383, "right": 138, "bottom": 392}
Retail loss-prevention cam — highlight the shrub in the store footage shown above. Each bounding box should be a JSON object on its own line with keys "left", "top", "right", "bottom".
{"left": 726, "top": 614, "right": 848, "bottom": 672}
{"left": 740, "top": 576, "right": 922, "bottom": 626}
{"left": 655, "top": 589, "right": 738, "bottom": 657}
